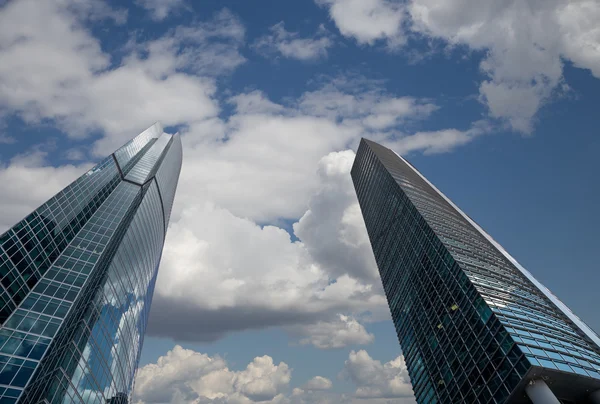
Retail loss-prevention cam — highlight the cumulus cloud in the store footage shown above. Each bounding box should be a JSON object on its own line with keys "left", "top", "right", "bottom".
{"left": 289, "top": 314, "right": 375, "bottom": 349}
{"left": 316, "top": 0, "right": 600, "bottom": 133}
{"left": 294, "top": 150, "right": 380, "bottom": 284}
{"left": 147, "top": 129, "right": 399, "bottom": 344}
{"left": 297, "top": 79, "right": 438, "bottom": 128}
{"left": 133, "top": 347, "right": 413, "bottom": 404}
{"left": 0, "top": 133, "right": 15, "bottom": 145}
{"left": 0, "top": 0, "right": 244, "bottom": 155}
{"left": 0, "top": 0, "right": 493, "bottom": 350}
{"left": 341, "top": 350, "right": 414, "bottom": 400}
{"left": 166, "top": 78, "right": 451, "bottom": 224}
{"left": 171, "top": 79, "right": 447, "bottom": 226}
{"left": 407, "top": 0, "right": 600, "bottom": 133}
{"left": 125, "top": 8, "right": 246, "bottom": 77}
{"left": 253, "top": 22, "right": 334, "bottom": 61}
{"left": 63, "top": 147, "right": 87, "bottom": 161}
{"left": 0, "top": 76, "right": 482, "bottom": 347}
{"left": 133, "top": 345, "right": 291, "bottom": 403}
{"left": 63, "top": 0, "right": 128, "bottom": 24}
{"left": 316, "top": 0, "right": 406, "bottom": 48}
{"left": 135, "top": 0, "right": 187, "bottom": 20}
{"left": 147, "top": 151, "right": 388, "bottom": 342}
{"left": 303, "top": 376, "right": 333, "bottom": 391}
{"left": 174, "top": 106, "right": 358, "bottom": 223}
{"left": 384, "top": 119, "right": 493, "bottom": 155}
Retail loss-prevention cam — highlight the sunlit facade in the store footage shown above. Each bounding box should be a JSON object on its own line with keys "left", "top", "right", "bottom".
{"left": 351, "top": 138, "right": 600, "bottom": 404}
{"left": 0, "top": 123, "right": 182, "bottom": 404}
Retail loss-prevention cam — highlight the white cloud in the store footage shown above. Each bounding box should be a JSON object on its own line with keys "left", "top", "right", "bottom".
{"left": 147, "top": 145, "right": 392, "bottom": 343}
{"left": 173, "top": 91, "right": 360, "bottom": 223}
{"left": 0, "top": 134, "right": 15, "bottom": 144}
{"left": 293, "top": 150, "right": 380, "bottom": 284}
{"left": 407, "top": 0, "right": 600, "bottom": 133}
{"left": 317, "top": 0, "right": 406, "bottom": 48}
{"left": 557, "top": 2, "right": 600, "bottom": 78}
{"left": 290, "top": 314, "right": 375, "bottom": 349}
{"left": 253, "top": 22, "right": 334, "bottom": 61}
{"left": 297, "top": 79, "right": 438, "bottom": 127}
{"left": 0, "top": 81, "right": 481, "bottom": 348}
{"left": 341, "top": 350, "right": 414, "bottom": 400}
{"left": 0, "top": 1, "right": 243, "bottom": 155}
{"left": 63, "top": 0, "right": 128, "bottom": 24}
{"left": 0, "top": 0, "right": 475, "bottom": 231}
{"left": 172, "top": 82, "right": 446, "bottom": 225}
{"left": 64, "top": 147, "right": 87, "bottom": 161}
{"left": 315, "top": 0, "right": 600, "bottom": 133}
{"left": 147, "top": 184, "right": 387, "bottom": 341}
{"left": 179, "top": 117, "right": 356, "bottom": 222}
{"left": 0, "top": 0, "right": 110, "bottom": 119}
{"left": 0, "top": 0, "right": 491, "bottom": 349}
{"left": 133, "top": 347, "right": 414, "bottom": 404}
{"left": 0, "top": 121, "right": 15, "bottom": 145}
{"left": 87, "top": 69, "right": 218, "bottom": 155}
{"left": 229, "top": 91, "right": 286, "bottom": 115}
{"left": 303, "top": 376, "right": 333, "bottom": 391}
{"left": 383, "top": 119, "right": 492, "bottom": 155}
{"left": 135, "top": 0, "right": 187, "bottom": 20}
{"left": 126, "top": 9, "right": 246, "bottom": 77}
{"left": 391, "top": 128, "right": 474, "bottom": 155}
{"left": 133, "top": 345, "right": 291, "bottom": 403}
{"left": 0, "top": 10, "right": 485, "bottom": 346}
{"left": 160, "top": 79, "right": 472, "bottom": 230}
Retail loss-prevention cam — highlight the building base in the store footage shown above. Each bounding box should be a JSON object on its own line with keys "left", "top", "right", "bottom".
{"left": 525, "top": 379, "right": 560, "bottom": 404}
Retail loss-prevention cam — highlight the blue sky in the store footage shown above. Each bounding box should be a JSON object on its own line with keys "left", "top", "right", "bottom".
{"left": 1, "top": 0, "right": 599, "bottom": 403}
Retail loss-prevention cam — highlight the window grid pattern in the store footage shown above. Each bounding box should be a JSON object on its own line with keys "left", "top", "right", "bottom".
{"left": 352, "top": 141, "right": 531, "bottom": 404}
{"left": 118, "top": 139, "right": 158, "bottom": 179}
{"left": 0, "top": 124, "right": 182, "bottom": 404}
{"left": 30, "top": 181, "right": 164, "bottom": 404}
{"left": 113, "top": 123, "right": 162, "bottom": 171}
{"left": 154, "top": 134, "right": 182, "bottom": 227}
{"left": 0, "top": 182, "right": 140, "bottom": 403}
{"left": 351, "top": 139, "right": 600, "bottom": 403}
{"left": 124, "top": 133, "right": 172, "bottom": 185}
{"left": 379, "top": 145, "right": 600, "bottom": 379}
{"left": 24, "top": 186, "right": 144, "bottom": 404}
{"left": 0, "top": 156, "right": 120, "bottom": 322}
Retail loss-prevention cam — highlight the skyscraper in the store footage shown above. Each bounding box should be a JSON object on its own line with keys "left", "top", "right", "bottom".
{"left": 0, "top": 123, "right": 182, "bottom": 404}
{"left": 351, "top": 138, "right": 600, "bottom": 404}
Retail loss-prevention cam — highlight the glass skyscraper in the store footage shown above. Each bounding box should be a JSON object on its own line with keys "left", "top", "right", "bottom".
{"left": 351, "top": 138, "right": 600, "bottom": 404}
{"left": 0, "top": 123, "right": 182, "bottom": 404}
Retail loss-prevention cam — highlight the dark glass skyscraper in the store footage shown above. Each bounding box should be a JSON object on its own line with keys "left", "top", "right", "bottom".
{"left": 0, "top": 123, "right": 182, "bottom": 404}
{"left": 351, "top": 139, "right": 600, "bottom": 404}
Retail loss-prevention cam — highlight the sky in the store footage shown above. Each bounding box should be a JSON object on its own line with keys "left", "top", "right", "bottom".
{"left": 0, "top": 0, "right": 599, "bottom": 403}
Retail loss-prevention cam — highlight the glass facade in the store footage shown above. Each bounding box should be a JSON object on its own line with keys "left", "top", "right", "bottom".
{"left": 351, "top": 139, "right": 600, "bottom": 403}
{"left": 0, "top": 123, "right": 182, "bottom": 404}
